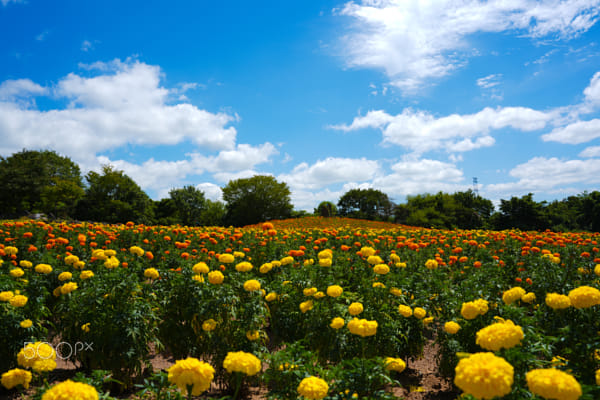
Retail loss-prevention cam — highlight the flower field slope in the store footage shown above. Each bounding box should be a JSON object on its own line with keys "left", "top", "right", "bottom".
{"left": 1, "top": 219, "right": 599, "bottom": 399}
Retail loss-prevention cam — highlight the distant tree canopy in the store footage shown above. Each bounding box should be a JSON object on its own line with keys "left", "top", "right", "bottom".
{"left": 337, "top": 188, "right": 393, "bottom": 221}
{"left": 222, "top": 175, "right": 293, "bottom": 226}
{"left": 315, "top": 201, "right": 337, "bottom": 217}
{"left": 0, "top": 149, "right": 84, "bottom": 218}
{"left": 169, "top": 185, "right": 206, "bottom": 226}
{"left": 75, "top": 165, "right": 154, "bottom": 224}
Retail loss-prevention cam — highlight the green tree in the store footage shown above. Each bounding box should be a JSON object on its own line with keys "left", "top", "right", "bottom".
{"left": 75, "top": 165, "right": 153, "bottom": 224}
{"left": 198, "top": 199, "right": 226, "bottom": 226}
{"left": 452, "top": 190, "right": 494, "bottom": 229}
{"left": 222, "top": 175, "right": 293, "bottom": 226}
{"left": 0, "top": 149, "right": 84, "bottom": 218}
{"left": 490, "top": 193, "right": 549, "bottom": 231}
{"left": 169, "top": 185, "right": 206, "bottom": 226}
{"left": 153, "top": 198, "right": 179, "bottom": 226}
{"left": 314, "top": 201, "right": 337, "bottom": 217}
{"left": 337, "top": 188, "right": 393, "bottom": 220}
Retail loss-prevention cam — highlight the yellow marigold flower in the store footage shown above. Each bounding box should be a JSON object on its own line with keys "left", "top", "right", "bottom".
{"left": 546, "top": 293, "right": 571, "bottom": 310}
{"left": 474, "top": 298, "right": 489, "bottom": 314}
{"left": 303, "top": 287, "right": 317, "bottom": 296}
{"left": 192, "top": 262, "right": 209, "bottom": 274}
{"left": 522, "top": 292, "right": 536, "bottom": 304}
{"left": 104, "top": 256, "right": 119, "bottom": 269}
{"left": 347, "top": 318, "right": 378, "bottom": 337}
{"left": 297, "top": 376, "right": 329, "bottom": 400}
{"left": 0, "top": 291, "right": 14, "bottom": 302}
{"left": 41, "top": 380, "right": 98, "bottom": 400}
{"left": 243, "top": 279, "right": 261, "bottom": 292}
{"left": 425, "top": 259, "right": 438, "bottom": 270}
{"left": 318, "top": 258, "right": 332, "bottom": 267}
{"left": 318, "top": 249, "right": 332, "bottom": 259}
{"left": 367, "top": 255, "right": 384, "bottom": 265}
{"left": 461, "top": 299, "right": 488, "bottom": 320}
{"left": 595, "top": 264, "right": 600, "bottom": 276}
{"left": 246, "top": 330, "right": 260, "bottom": 341}
{"left": 568, "top": 285, "right": 600, "bottom": 309}
{"left": 372, "top": 282, "right": 385, "bottom": 288}
{"left": 75, "top": 261, "right": 85, "bottom": 269}
{"left": 64, "top": 255, "right": 80, "bottom": 265}
{"left": 218, "top": 253, "right": 235, "bottom": 264}
{"left": 398, "top": 304, "right": 413, "bottom": 317}
{"left": 80, "top": 270, "right": 94, "bottom": 280}
{"left": 423, "top": 316, "right": 434, "bottom": 325}
{"left": 330, "top": 317, "right": 345, "bottom": 329}
{"left": 265, "top": 292, "right": 277, "bottom": 302}
{"left": 348, "top": 302, "right": 363, "bottom": 316}
{"left": 192, "top": 274, "right": 204, "bottom": 283}
{"left": 19, "top": 260, "right": 32, "bottom": 268}
{"left": 202, "top": 319, "right": 217, "bottom": 332}
{"left": 390, "top": 253, "right": 401, "bottom": 263}
{"left": 314, "top": 291, "right": 325, "bottom": 299}
{"left": 222, "top": 351, "right": 261, "bottom": 376}
{"left": 596, "top": 369, "right": 600, "bottom": 385}
{"left": 10, "top": 268, "right": 24, "bottom": 278}
{"left": 454, "top": 353, "right": 513, "bottom": 400}
{"left": 92, "top": 249, "right": 107, "bottom": 260}
{"left": 1, "top": 368, "right": 32, "bottom": 390}
{"left": 35, "top": 264, "right": 53, "bottom": 274}
{"left": 384, "top": 357, "right": 406, "bottom": 373}
{"left": 81, "top": 323, "right": 90, "bottom": 332}
{"left": 233, "top": 251, "right": 245, "bottom": 258}
{"left": 129, "top": 246, "right": 144, "bottom": 256}
{"left": 475, "top": 319, "right": 524, "bottom": 351}
{"left": 18, "top": 342, "right": 56, "bottom": 369}
{"left": 373, "top": 264, "right": 390, "bottom": 274}
{"left": 104, "top": 249, "right": 116, "bottom": 257}
{"left": 413, "top": 307, "right": 427, "bottom": 319}
{"left": 326, "top": 285, "right": 343, "bottom": 297}
{"left": 9, "top": 294, "right": 28, "bottom": 307}
{"left": 33, "top": 359, "right": 57, "bottom": 373}
{"left": 235, "top": 261, "right": 253, "bottom": 272}
{"left": 390, "top": 287, "right": 402, "bottom": 296}
{"left": 396, "top": 262, "right": 407, "bottom": 268}
{"left": 300, "top": 300, "right": 314, "bottom": 313}
{"left": 20, "top": 319, "right": 33, "bottom": 328}
{"left": 280, "top": 256, "right": 294, "bottom": 265}
{"left": 502, "top": 286, "right": 526, "bottom": 305}
{"left": 4, "top": 246, "right": 18, "bottom": 255}
{"left": 58, "top": 271, "right": 72, "bottom": 281}
{"left": 167, "top": 357, "right": 215, "bottom": 396}
{"left": 526, "top": 368, "right": 582, "bottom": 400}
{"left": 208, "top": 270, "right": 224, "bottom": 284}
{"left": 60, "top": 282, "right": 78, "bottom": 295}
{"left": 144, "top": 268, "right": 160, "bottom": 280}
{"left": 360, "top": 246, "right": 376, "bottom": 257}
{"left": 304, "top": 259, "right": 314, "bottom": 266}
{"left": 259, "top": 263, "right": 273, "bottom": 273}
{"left": 444, "top": 321, "right": 460, "bottom": 334}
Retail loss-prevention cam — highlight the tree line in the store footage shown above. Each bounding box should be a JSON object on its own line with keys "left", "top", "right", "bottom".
{"left": 1, "top": 149, "right": 599, "bottom": 231}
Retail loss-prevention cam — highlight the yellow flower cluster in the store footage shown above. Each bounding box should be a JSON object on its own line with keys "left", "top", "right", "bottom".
{"left": 347, "top": 318, "right": 378, "bottom": 337}
{"left": 326, "top": 285, "right": 343, "bottom": 297}
{"left": 398, "top": 304, "right": 413, "bottom": 317}
{"left": 1, "top": 368, "right": 32, "bottom": 389}
{"left": 9, "top": 294, "right": 28, "bottom": 307}
{"left": 259, "top": 262, "right": 273, "bottom": 273}
{"left": 360, "top": 246, "right": 376, "bottom": 257}
{"left": 235, "top": 261, "right": 253, "bottom": 272}
{"left": 144, "top": 268, "right": 159, "bottom": 280}
{"left": 546, "top": 293, "right": 571, "bottom": 310}
{"left": 208, "top": 270, "right": 224, "bottom": 284}
{"left": 41, "top": 380, "right": 98, "bottom": 400}
{"left": 202, "top": 319, "right": 217, "bottom": 332}
{"left": 330, "top": 317, "right": 345, "bottom": 329}
{"left": 10, "top": 268, "right": 24, "bottom": 278}
{"left": 167, "top": 357, "right": 215, "bottom": 396}
{"left": 348, "top": 302, "right": 363, "bottom": 316}
{"left": 413, "top": 307, "right": 427, "bottom": 319}
{"left": 522, "top": 292, "right": 536, "bottom": 303}
{"left": 222, "top": 351, "right": 261, "bottom": 376}
{"left": 35, "top": 264, "right": 53, "bottom": 274}
{"left": 20, "top": 319, "right": 33, "bottom": 328}
{"left": 58, "top": 271, "right": 72, "bottom": 281}
{"left": 567, "top": 286, "right": 600, "bottom": 309}
{"left": 367, "top": 255, "right": 384, "bottom": 265}
{"left": 80, "top": 270, "right": 94, "bottom": 280}
{"left": 444, "top": 321, "right": 461, "bottom": 334}
{"left": 526, "top": 368, "right": 582, "bottom": 400}
{"left": 104, "top": 256, "right": 120, "bottom": 269}
{"left": 243, "top": 279, "right": 261, "bottom": 292}
{"left": 384, "top": 357, "right": 406, "bottom": 373}
{"left": 218, "top": 253, "right": 235, "bottom": 264}
{"left": 17, "top": 342, "right": 57, "bottom": 373}
{"left": 192, "top": 262, "right": 209, "bottom": 274}
{"left": 60, "top": 282, "right": 78, "bottom": 295}
{"left": 0, "top": 290, "right": 14, "bottom": 301}
{"left": 454, "top": 352, "right": 513, "bottom": 399}
{"left": 425, "top": 259, "right": 438, "bottom": 270}
{"left": 373, "top": 264, "right": 390, "bottom": 275}
{"left": 129, "top": 246, "right": 144, "bottom": 256}
{"left": 502, "top": 286, "right": 526, "bottom": 305}
{"left": 304, "top": 287, "right": 317, "bottom": 296}
{"left": 246, "top": 330, "right": 260, "bottom": 341}
{"left": 280, "top": 256, "right": 294, "bottom": 265}
{"left": 297, "top": 376, "right": 329, "bottom": 400}
{"left": 300, "top": 300, "right": 314, "bottom": 313}
{"left": 461, "top": 299, "right": 488, "bottom": 320}
{"left": 475, "top": 319, "right": 524, "bottom": 351}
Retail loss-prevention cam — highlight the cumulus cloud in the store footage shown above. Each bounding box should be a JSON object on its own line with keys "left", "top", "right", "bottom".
{"left": 339, "top": 0, "right": 600, "bottom": 90}
{"left": 542, "top": 118, "right": 600, "bottom": 143}
{"left": 477, "top": 74, "right": 502, "bottom": 89}
{"left": 579, "top": 145, "right": 600, "bottom": 157}
{"left": 332, "top": 107, "right": 551, "bottom": 154}
{"left": 0, "top": 59, "right": 238, "bottom": 163}
{"left": 279, "top": 157, "right": 381, "bottom": 190}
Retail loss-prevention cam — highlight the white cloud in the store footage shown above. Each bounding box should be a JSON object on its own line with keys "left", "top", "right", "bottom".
{"left": 584, "top": 71, "right": 600, "bottom": 104}
{"left": 279, "top": 157, "right": 381, "bottom": 190}
{"left": 195, "top": 183, "right": 223, "bottom": 202}
{"left": 81, "top": 40, "right": 93, "bottom": 52}
{"left": 333, "top": 106, "right": 551, "bottom": 154}
{"left": 579, "top": 145, "right": 600, "bottom": 157}
{"left": 0, "top": 79, "right": 47, "bottom": 100}
{"left": 0, "top": 59, "right": 238, "bottom": 162}
{"left": 339, "top": 0, "right": 600, "bottom": 90}
{"left": 192, "top": 142, "right": 278, "bottom": 173}
{"left": 486, "top": 157, "right": 600, "bottom": 197}
{"left": 541, "top": 118, "right": 600, "bottom": 143}
{"left": 477, "top": 74, "right": 502, "bottom": 89}
{"left": 212, "top": 170, "right": 266, "bottom": 183}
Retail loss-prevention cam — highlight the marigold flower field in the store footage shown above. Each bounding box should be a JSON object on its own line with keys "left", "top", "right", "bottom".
{"left": 1, "top": 217, "right": 600, "bottom": 399}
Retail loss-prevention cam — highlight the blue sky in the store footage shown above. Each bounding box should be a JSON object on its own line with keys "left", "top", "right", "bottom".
{"left": 2, "top": 0, "right": 600, "bottom": 211}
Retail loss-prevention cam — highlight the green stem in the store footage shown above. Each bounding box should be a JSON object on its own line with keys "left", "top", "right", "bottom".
{"left": 232, "top": 372, "right": 243, "bottom": 400}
